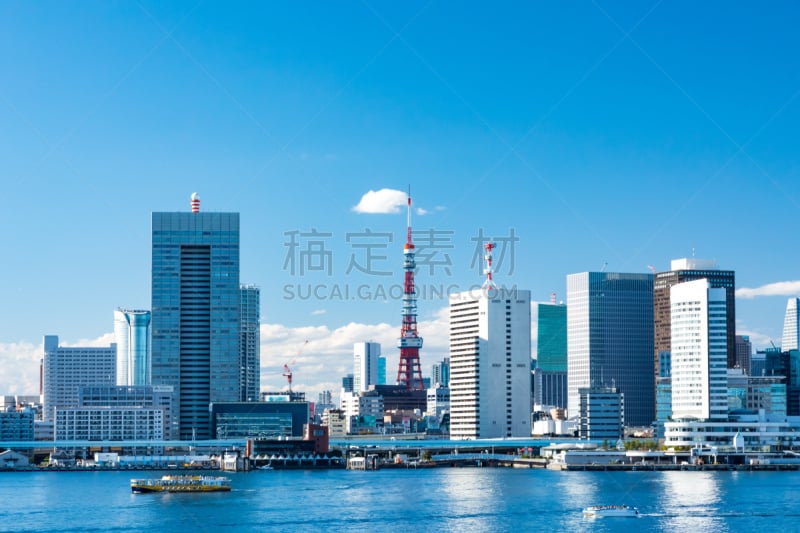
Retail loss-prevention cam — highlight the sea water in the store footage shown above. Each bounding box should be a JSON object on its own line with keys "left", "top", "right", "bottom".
{"left": 1, "top": 468, "right": 799, "bottom": 532}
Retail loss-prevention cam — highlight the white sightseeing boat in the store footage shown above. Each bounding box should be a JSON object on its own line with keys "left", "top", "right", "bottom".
{"left": 583, "top": 505, "right": 639, "bottom": 517}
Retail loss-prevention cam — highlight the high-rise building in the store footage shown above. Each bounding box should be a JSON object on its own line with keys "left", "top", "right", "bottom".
{"left": 532, "top": 300, "right": 567, "bottom": 412}
{"left": 151, "top": 194, "right": 240, "bottom": 440}
{"left": 449, "top": 287, "right": 532, "bottom": 440}
{"left": 113, "top": 308, "right": 151, "bottom": 386}
{"left": 377, "top": 356, "right": 386, "bottom": 385}
{"left": 42, "top": 335, "right": 117, "bottom": 421}
{"left": 654, "top": 258, "right": 735, "bottom": 382}
{"left": 735, "top": 335, "right": 752, "bottom": 375}
{"left": 354, "top": 342, "right": 380, "bottom": 392}
{"left": 532, "top": 301, "right": 567, "bottom": 372}
{"left": 240, "top": 284, "right": 260, "bottom": 401}
{"left": 341, "top": 374, "right": 354, "bottom": 394}
{"left": 782, "top": 298, "right": 800, "bottom": 351}
{"left": 567, "top": 271, "right": 654, "bottom": 427}
{"left": 532, "top": 368, "right": 567, "bottom": 409}
{"left": 670, "top": 279, "right": 728, "bottom": 421}
{"left": 431, "top": 357, "right": 450, "bottom": 387}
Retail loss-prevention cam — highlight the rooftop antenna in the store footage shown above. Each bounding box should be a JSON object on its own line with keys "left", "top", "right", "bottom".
{"left": 190, "top": 192, "right": 201, "bottom": 213}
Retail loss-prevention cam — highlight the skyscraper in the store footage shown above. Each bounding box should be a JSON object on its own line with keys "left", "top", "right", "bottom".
{"left": 670, "top": 279, "right": 728, "bottom": 421}
{"left": 431, "top": 357, "right": 450, "bottom": 387}
{"left": 341, "top": 374, "right": 354, "bottom": 393}
{"left": 354, "top": 342, "right": 380, "bottom": 392}
{"left": 377, "top": 356, "right": 387, "bottom": 385}
{"left": 654, "top": 258, "right": 736, "bottom": 375}
{"left": 735, "top": 335, "right": 752, "bottom": 375}
{"left": 239, "top": 285, "right": 260, "bottom": 402}
{"left": 449, "top": 287, "right": 532, "bottom": 440}
{"left": 113, "top": 308, "right": 151, "bottom": 386}
{"left": 42, "top": 335, "right": 117, "bottom": 421}
{"left": 532, "top": 301, "right": 567, "bottom": 372}
{"left": 567, "top": 271, "right": 654, "bottom": 427}
{"left": 151, "top": 194, "right": 240, "bottom": 440}
{"left": 782, "top": 298, "right": 800, "bottom": 351}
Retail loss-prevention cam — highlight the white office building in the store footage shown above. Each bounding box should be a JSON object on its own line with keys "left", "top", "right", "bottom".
{"left": 426, "top": 385, "right": 450, "bottom": 419}
{"left": 782, "top": 298, "right": 800, "bottom": 351}
{"left": 449, "top": 287, "right": 532, "bottom": 440}
{"left": 354, "top": 342, "right": 381, "bottom": 392}
{"left": 42, "top": 335, "right": 117, "bottom": 422}
{"left": 671, "top": 279, "right": 728, "bottom": 421}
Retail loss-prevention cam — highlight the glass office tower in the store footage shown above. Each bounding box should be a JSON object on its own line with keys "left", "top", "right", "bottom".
{"left": 239, "top": 284, "right": 260, "bottom": 402}
{"left": 114, "top": 308, "right": 151, "bottom": 386}
{"left": 151, "top": 209, "right": 240, "bottom": 440}
{"left": 567, "top": 272, "right": 654, "bottom": 427}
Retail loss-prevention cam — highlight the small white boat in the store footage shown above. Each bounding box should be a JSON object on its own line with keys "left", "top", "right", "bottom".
{"left": 583, "top": 505, "right": 639, "bottom": 517}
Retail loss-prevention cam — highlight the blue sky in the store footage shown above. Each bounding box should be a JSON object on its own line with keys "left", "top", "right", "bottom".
{"left": 1, "top": 2, "right": 799, "bottom": 395}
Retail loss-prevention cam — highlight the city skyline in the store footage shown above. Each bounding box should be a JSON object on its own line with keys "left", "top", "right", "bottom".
{"left": 2, "top": 3, "right": 800, "bottom": 399}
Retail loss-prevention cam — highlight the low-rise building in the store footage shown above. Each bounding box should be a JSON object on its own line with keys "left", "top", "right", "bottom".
{"left": 0, "top": 408, "right": 34, "bottom": 441}
{"left": 78, "top": 384, "right": 174, "bottom": 439}
{"left": 54, "top": 407, "right": 164, "bottom": 441}
{"left": 322, "top": 408, "right": 347, "bottom": 438}
{"left": 0, "top": 450, "right": 29, "bottom": 468}
{"left": 665, "top": 410, "right": 800, "bottom": 449}
{"left": 211, "top": 400, "right": 310, "bottom": 439}
{"left": 578, "top": 387, "right": 624, "bottom": 440}
{"left": 426, "top": 385, "right": 449, "bottom": 419}
{"left": 341, "top": 390, "right": 383, "bottom": 434}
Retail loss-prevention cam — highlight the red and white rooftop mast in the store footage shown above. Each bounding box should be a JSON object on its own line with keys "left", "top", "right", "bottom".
{"left": 482, "top": 241, "right": 498, "bottom": 291}
{"left": 190, "top": 192, "right": 201, "bottom": 213}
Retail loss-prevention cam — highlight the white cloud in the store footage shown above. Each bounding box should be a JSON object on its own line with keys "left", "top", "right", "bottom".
{"left": 416, "top": 207, "right": 428, "bottom": 216}
{"left": 352, "top": 189, "right": 408, "bottom": 214}
{"left": 63, "top": 333, "right": 116, "bottom": 348}
{"left": 310, "top": 309, "right": 327, "bottom": 316}
{"left": 736, "top": 281, "right": 800, "bottom": 299}
{"left": 0, "top": 341, "right": 42, "bottom": 395}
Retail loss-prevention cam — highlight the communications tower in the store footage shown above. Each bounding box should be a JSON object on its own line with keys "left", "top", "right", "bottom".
{"left": 396, "top": 189, "right": 424, "bottom": 390}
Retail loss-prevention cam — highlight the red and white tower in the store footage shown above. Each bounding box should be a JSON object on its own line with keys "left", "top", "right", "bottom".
{"left": 482, "top": 241, "right": 498, "bottom": 291}
{"left": 396, "top": 189, "right": 424, "bottom": 390}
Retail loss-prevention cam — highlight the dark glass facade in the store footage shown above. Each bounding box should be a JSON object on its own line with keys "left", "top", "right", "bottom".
{"left": 567, "top": 272, "right": 654, "bottom": 427}
{"left": 152, "top": 212, "right": 240, "bottom": 440}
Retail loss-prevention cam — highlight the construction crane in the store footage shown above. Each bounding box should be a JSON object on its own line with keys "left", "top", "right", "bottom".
{"left": 283, "top": 340, "right": 308, "bottom": 392}
{"left": 282, "top": 364, "right": 294, "bottom": 393}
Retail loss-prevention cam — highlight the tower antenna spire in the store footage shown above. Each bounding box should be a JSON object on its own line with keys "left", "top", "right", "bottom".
{"left": 406, "top": 184, "right": 412, "bottom": 245}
